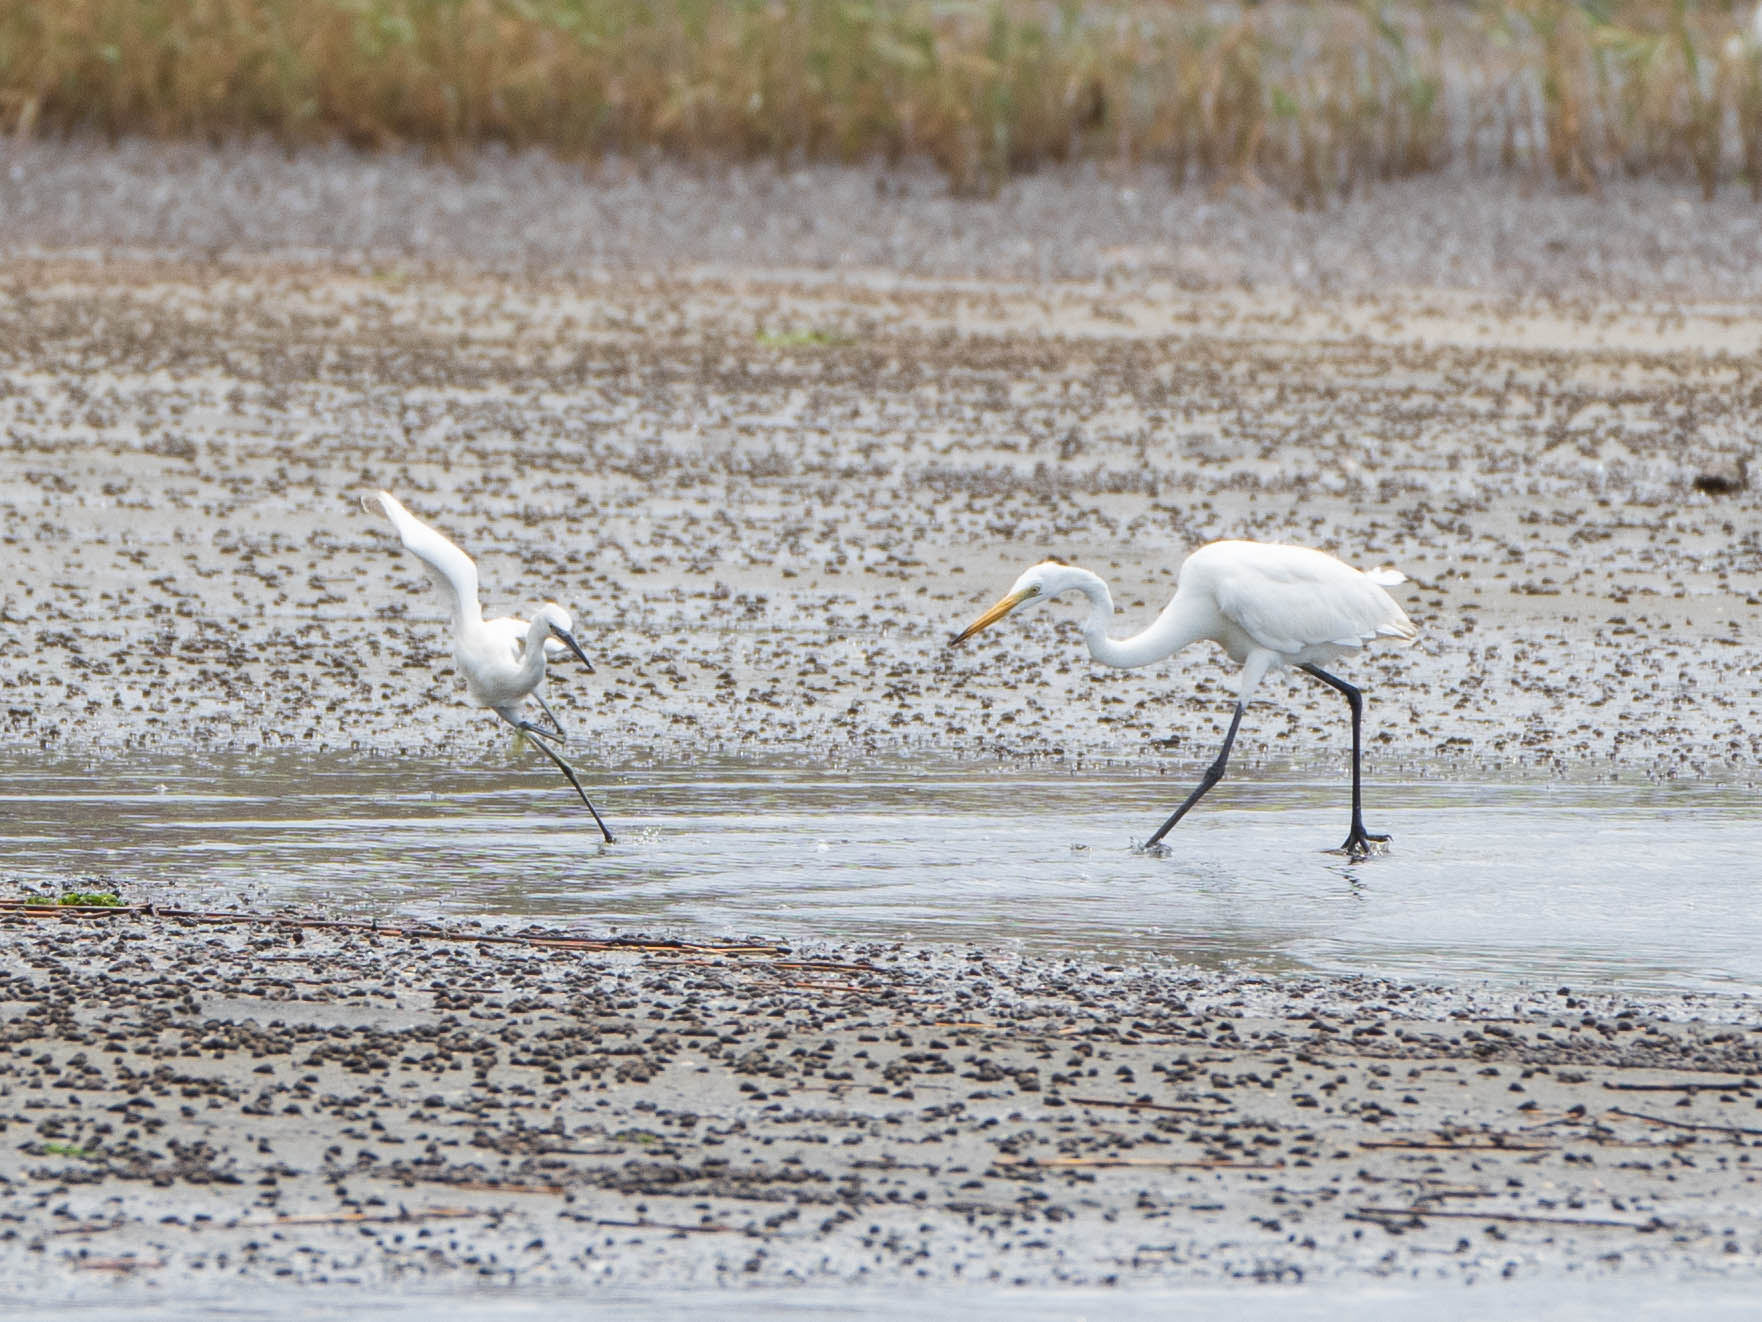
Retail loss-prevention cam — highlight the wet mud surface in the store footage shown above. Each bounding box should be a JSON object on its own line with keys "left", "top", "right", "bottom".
{"left": 9, "top": 140, "right": 1762, "bottom": 299}
{"left": 3, "top": 913, "right": 1762, "bottom": 1299}
{"left": 3, "top": 143, "right": 1762, "bottom": 1304}
{"left": 2, "top": 219, "right": 1760, "bottom": 782}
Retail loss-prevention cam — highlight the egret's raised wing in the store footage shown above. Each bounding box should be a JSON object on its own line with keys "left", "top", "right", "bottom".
{"left": 367, "top": 491, "right": 481, "bottom": 626}
{"left": 1204, "top": 542, "right": 1416, "bottom": 656}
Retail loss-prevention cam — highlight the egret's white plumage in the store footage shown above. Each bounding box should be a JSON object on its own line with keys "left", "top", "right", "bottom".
{"left": 365, "top": 490, "right": 615, "bottom": 842}
{"left": 951, "top": 540, "right": 1415, "bottom": 856}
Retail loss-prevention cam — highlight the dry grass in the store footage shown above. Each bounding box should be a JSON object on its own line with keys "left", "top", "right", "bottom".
{"left": 0, "top": 1, "right": 1758, "bottom": 200}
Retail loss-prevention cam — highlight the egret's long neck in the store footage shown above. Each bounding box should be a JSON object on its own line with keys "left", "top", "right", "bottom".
{"left": 517, "top": 616, "right": 551, "bottom": 682}
{"left": 1069, "top": 570, "right": 1216, "bottom": 670}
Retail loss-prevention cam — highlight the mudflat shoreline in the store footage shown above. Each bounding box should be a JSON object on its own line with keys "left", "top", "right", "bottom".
{"left": 4, "top": 905, "right": 1760, "bottom": 1300}
{"left": 3, "top": 144, "right": 1761, "bottom": 1305}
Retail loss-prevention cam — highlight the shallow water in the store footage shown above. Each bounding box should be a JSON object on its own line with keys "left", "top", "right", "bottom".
{"left": 9, "top": 753, "right": 1760, "bottom": 996}
{"left": 12, "top": 1279, "right": 1762, "bottom": 1322}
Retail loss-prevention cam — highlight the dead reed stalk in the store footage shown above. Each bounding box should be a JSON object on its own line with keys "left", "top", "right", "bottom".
{"left": 0, "top": 1, "right": 1756, "bottom": 201}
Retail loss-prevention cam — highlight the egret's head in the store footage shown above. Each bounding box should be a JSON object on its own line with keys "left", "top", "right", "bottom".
{"left": 949, "top": 558, "right": 1082, "bottom": 646}
{"left": 535, "top": 602, "right": 594, "bottom": 672}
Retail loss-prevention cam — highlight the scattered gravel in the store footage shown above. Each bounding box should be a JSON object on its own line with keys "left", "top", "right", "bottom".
{"left": 4, "top": 911, "right": 1761, "bottom": 1299}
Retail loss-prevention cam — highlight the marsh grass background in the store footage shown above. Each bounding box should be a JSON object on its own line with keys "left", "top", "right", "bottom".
{"left": 1, "top": 0, "right": 1760, "bottom": 202}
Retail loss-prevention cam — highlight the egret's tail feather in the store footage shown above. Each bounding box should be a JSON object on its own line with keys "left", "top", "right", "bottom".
{"left": 1366, "top": 566, "right": 1407, "bottom": 587}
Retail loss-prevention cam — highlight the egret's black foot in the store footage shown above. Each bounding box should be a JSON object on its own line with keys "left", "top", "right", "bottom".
{"left": 1331, "top": 829, "right": 1391, "bottom": 860}
{"left": 1132, "top": 839, "right": 1173, "bottom": 857}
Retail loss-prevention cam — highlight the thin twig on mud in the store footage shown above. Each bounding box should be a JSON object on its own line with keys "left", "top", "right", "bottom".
{"left": 72, "top": 1257, "right": 165, "bottom": 1271}
{"left": 0, "top": 899, "right": 789, "bottom": 960}
{"left": 237, "top": 1207, "right": 489, "bottom": 1229}
{"left": 54, "top": 1207, "right": 490, "bottom": 1236}
{"left": 1066, "top": 1095, "right": 1225, "bottom": 1116}
{"left": 992, "top": 1155, "right": 1283, "bottom": 1171}
{"left": 1349, "top": 1206, "right": 1666, "bottom": 1231}
{"left": 773, "top": 960, "right": 882, "bottom": 975}
{"left": 1358, "top": 1137, "right": 1552, "bottom": 1152}
{"left": 592, "top": 1218, "right": 745, "bottom": 1234}
{"left": 1601, "top": 1080, "right": 1755, "bottom": 1094}
{"left": 1606, "top": 1107, "right": 1762, "bottom": 1138}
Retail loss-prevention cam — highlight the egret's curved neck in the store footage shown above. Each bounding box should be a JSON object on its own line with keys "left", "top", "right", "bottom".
{"left": 1066, "top": 569, "right": 1215, "bottom": 670}
{"left": 516, "top": 616, "right": 552, "bottom": 681}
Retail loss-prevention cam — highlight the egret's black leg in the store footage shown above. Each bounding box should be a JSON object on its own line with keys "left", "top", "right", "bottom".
{"left": 519, "top": 719, "right": 564, "bottom": 747}
{"left": 531, "top": 692, "right": 569, "bottom": 742}
{"left": 511, "top": 718, "right": 615, "bottom": 843}
{"left": 1142, "top": 702, "right": 1245, "bottom": 850}
{"left": 1299, "top": 663, "right": 1388, "bottom": 858}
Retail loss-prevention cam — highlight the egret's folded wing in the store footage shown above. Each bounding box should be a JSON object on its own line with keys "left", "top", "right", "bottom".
{"left": 368, "top": 491, "right": 480, "bottom": 627}
{"left": 485, "top": 615, "right": 540, "bottom": 665}
{"left": 1212, "top": 552, "right": 1415, "bottom": 654}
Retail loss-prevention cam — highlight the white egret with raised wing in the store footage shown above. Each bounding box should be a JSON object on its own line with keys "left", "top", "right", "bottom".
{"left": 365, "top": 490, "right": 615, "bottom": 842}
{"left": 950, "top": 540, "right": 1416, "bottom": 857}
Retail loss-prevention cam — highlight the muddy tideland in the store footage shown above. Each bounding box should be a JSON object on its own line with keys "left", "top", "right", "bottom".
{"left": 3, "top": 913, "right": 1762, "bottom": 1312}
{"left": 3, "top": 142, "right": 1762, "bottom": 1312}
